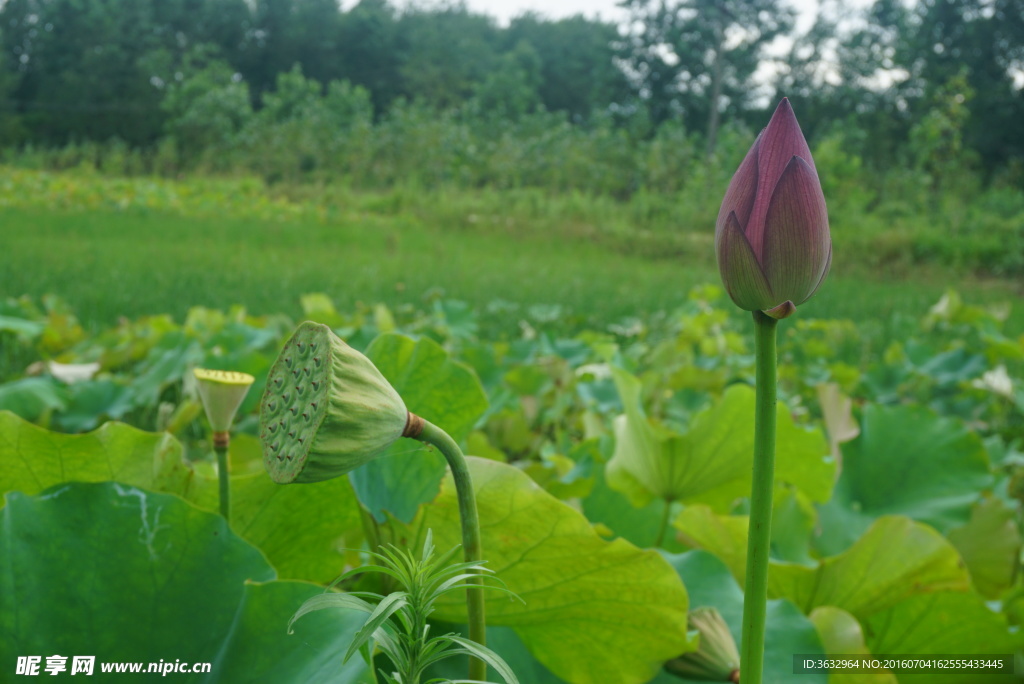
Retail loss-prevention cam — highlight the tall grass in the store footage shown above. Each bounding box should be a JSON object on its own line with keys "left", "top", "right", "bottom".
{"left": 1, "top": 169, "right": 1020, "bottom": 346}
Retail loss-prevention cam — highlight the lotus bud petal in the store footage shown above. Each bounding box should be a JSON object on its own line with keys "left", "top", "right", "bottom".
{"left": 715, "top": 98, "right": 831, "bottom": 316}
{"left": 664, "top": 607, "right": 740, "bottom": 682}
{"left": 193, "top": 369, "right": 255, "bottom": 433}
{"left": 260, "top": 322, "right": 408, "bottom": 484}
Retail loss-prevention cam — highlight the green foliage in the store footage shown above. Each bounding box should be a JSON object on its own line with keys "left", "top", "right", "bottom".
{"left": 864, "top": 592, "right": 1021, "bottom": 684}
{"left": 662, "top": 551, "right": 827, "bottom": 684}
{"left": 947, "top": 496, "right": 1022, "bottom": 599}
{"left": 618, "top": 0, "right": 794, "bottom": 133}
{"left": 0, "top": 0, "right": 1020, "bottom": 194}
{"left": 0, "top": 482, "right": 374, "bottom": 683}
{"left": 5, "top": 168, "right": 1024, "bottom": 369}
{"left": 0, "top": 410, "right": 367, "bottom": 584}
{"left": 816, "top": 403, "right": 994, "bottom": 555}
{"left": 291, "top": 531, "right": 519, "bottom": 684}
{"left": 908, "top": 72, "right": 978, "bottom": 193}
{"left": 352, "top": 334, "right": 489, "bottom": 523}
{"left": 607, "top": 373, "right": 833, "bottom": 509}
{"left": 808, "top": 607, "right": 897, "bottom": 684}
{"left": 504, "top": 15, "right": 629, "bottom": 121}
{"left": 3, "top": 281, "right": 1024, "bottom": 681}
{"left": 471, "top": 42, "right": 542, "bottom": 121}
{"left": 161, "top": 53, "right": 254, "bottom": 167}
{"left": 388, "top": 457, "right": 695, "bottom": 684}
{"left": 0, "top": 0, "right": 250, "bottom": 146}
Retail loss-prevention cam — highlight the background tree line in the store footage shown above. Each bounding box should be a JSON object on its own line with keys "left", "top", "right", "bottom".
{"left": 0, "top": 0, "right": 1022, "bottom": 193}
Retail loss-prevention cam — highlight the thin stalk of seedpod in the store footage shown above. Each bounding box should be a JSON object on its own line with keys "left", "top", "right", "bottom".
{"left": 740, "top": 310, "right": 778, "bottom": 684}
{"left": 213, "top": 435, "right": 231, "bottom": 520}
{"left": 402, "top": 412, "right": 487, "bottom": 683}
{"left": 193, "top": 369, "right": 255, "bottom": 523}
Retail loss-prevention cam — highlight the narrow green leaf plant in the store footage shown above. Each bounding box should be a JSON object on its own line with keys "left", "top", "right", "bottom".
{"left": 289, "top": 530, "right": 520, "bottom": 684}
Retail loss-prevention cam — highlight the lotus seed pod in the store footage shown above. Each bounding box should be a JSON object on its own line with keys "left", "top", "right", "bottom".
{"left": 664, "top": 607, "right": 740, "bottom": 682}
{"left": 260, "top": 322, "right": 408, "bottom": 484}
{"left": 193, "top": 369, "right": 255, "bottom": 433}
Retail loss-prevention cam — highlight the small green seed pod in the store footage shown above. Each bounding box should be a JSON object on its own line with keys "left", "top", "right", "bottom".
{"left": 194, "top": 368, "right": 255, "bottom": 433}
{"left": 260, "top": 322, "right": 408, "bottom": 484}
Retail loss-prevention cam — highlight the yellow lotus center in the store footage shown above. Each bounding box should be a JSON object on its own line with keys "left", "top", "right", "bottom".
{"left": 193, "top": 368, "right": 255, "bottom": 386}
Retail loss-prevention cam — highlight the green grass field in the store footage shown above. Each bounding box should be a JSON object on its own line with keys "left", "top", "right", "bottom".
{"left": 2, "top": 169, "right": 1021, "bottom": 344}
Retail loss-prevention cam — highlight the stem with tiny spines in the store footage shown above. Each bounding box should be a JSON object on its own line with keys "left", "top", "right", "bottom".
{"left": 409, "top": 417, "right": 487, "bottom": 682}
{"left": 740, "top": 310, "right": 778, "bottom": 684}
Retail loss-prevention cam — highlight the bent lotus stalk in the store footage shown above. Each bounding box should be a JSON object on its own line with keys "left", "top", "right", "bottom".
{"left": 715, "top": 99, "right": 831, "bottom": 684}
{"left": 402, "top": 414, "right": 487, "bottom": 682}
{"left": 258, "top": 322, "right": 487, "bottom": 680}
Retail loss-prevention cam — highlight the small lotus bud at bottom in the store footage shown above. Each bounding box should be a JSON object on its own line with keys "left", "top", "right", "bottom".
{"left": 664, "top": 607, "right": 740, "bottom": 682}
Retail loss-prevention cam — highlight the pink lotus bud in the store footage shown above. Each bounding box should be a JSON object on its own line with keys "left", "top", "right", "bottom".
{"left": 715, "top": 98, "right": 831, "bottom": 318}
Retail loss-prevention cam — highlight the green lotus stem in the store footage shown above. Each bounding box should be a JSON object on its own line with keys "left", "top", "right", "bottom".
{"left": 741, "top": 311, "right": 778, "bottom": 684}
{"left": 408, "top": 415, "right": 487, "bottom": 682}
{"left": 214, "top": 440, "right": 230, "bottom": 522}
{"left": 654, "top": 498, "right": 673, "bottom": 548}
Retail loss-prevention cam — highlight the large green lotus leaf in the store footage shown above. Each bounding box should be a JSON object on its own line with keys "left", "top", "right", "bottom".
{"left": 176, "top": 440, "right": 365, "bottom": 584}
{"left": 0, "top": 482, "right": 372, "bottom": 683}
{"left": 676, "top": 508, "right": 970, "bottom": 621}
{"left": 131, "top": 331, "right": 205, "bottom": 407}
{"left": 391, "top": 457, "right": 692, "bottom": 684}
{"left": 54, "top": 379, "right": 135, "bottom": 432}
{"left": 674, "top": 504, "right": 749, "bottom": 580}
{"left": 815, "top": 403, "right": 992, "bottom": 556}
{"left": 0, "top": 411, "right": 363, "bottom": 584}
{"left": 0, "top": 409, "right": 192, "bottom": 495}
{"left": 771, "top": 516, "right": 970, "bottom": 620}
{"left": 224, "top": 582, "right": 373, "bottom": 683}
{"left": 207, "top": 472, "right": 364, "bottom": 584}
{"left": 865, "top": 591, "right": 1021, "bottom": 684}
{"left": 0, "top": 377, "right": 68, "bottom": 422}
{"left": 674, "top": 495, "right": 817, "bottom": 578}
{"left": 660, "top": 550, "right": 827, "bottom": 684}
{"left": 351, "top": 333, "right": 489, "bottom": 523}
{"left": 946, "top": 496, "right": 1021, "bottom": 599}
{"left": 608, "top": 371, "right": 833, "bottom": 510}
{"left": 0, "top": 312, "right": 45, "bottom": 338}
{"left": 817, "top": 382, "right": 860, "bottom": 464}
{"left": 581, "top": 454, "right": 686, "bottom": 551}
{"left": 770, "top": 487, "right": 818, "bottom": 566}
{"left": 809, "top": 607, "right": 897, "bottom": 684}
{"left": 604, "top": 367, "right": 666, "bottom": 508}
